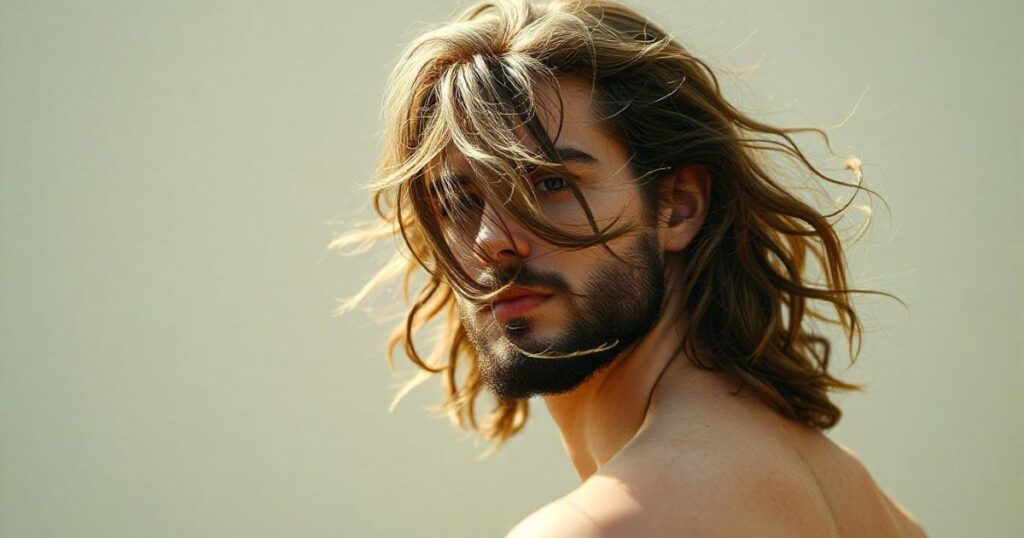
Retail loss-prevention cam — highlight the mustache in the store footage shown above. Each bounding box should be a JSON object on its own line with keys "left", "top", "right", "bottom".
{"left": 477, "top": 264, "right": 571, "bottom": 296}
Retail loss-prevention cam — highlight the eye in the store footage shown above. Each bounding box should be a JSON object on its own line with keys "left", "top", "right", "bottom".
{"left": 535, "top": 176, "right": 570, "bottom": 193}
{"left": 436, "top": 192, "right": 483, "bottom": 219}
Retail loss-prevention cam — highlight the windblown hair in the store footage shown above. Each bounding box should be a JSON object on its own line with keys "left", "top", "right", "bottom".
{"left": 332, "top": 0, "right": 899, "bottom": 453}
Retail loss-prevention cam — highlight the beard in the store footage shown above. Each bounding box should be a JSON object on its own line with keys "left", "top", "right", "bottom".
{"left": 456, "top": 233, "right": 666, "bottom": 401}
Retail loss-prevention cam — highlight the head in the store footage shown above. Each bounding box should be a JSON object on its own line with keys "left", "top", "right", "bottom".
{"left": 441, "top": 75, "right": 709, "bottom": 401}
{"left": 334, "top": 0, "right": 895, "bottom": 452}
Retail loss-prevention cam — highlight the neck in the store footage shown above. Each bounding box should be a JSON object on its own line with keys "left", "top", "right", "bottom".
{"left": 541, "top": 281, "right": 698, "bottom": 481}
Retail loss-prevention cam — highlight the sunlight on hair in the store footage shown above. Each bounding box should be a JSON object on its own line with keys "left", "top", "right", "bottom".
{"left": 514, "top": 338, "right": 621, "bottom": 360}
{"left": 331, "top": 0, "right": 904, "bottom": 457}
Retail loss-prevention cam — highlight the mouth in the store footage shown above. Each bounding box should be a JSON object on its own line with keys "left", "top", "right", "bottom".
{"left": 489, "top": 293, "right": 552, "bottom": 324}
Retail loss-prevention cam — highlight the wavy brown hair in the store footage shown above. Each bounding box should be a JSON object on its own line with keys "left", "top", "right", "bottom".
{"left": 332, "top": 0, "right": 900, "bottom": 454}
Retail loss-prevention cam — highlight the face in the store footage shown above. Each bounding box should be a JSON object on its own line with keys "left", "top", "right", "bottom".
{"left": 442, "top": 77, "right": 669, "bottom": 401}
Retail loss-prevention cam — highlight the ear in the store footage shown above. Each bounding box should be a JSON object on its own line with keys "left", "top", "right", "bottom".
{"left": 656, "top": 164, "right": 711, "bottom": 253}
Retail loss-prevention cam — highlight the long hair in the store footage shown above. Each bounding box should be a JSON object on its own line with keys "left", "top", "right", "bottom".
{"left": 332, "top": 0, "right": 901, "bottom": 454}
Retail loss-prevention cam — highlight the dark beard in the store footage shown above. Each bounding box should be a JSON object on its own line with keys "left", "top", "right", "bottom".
{"left": 458, "top": 233, "right": 665, "bottom": 401}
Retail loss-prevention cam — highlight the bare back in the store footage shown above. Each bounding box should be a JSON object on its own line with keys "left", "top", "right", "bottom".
{"left": 769, "top": 419, "right": 925, "bottom": 537}
{"left": 575, "top": 370, "right": 927, "bottom": 537}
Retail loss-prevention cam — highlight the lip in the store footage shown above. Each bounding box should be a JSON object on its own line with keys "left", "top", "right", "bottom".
{"left": 489, "top": 288, "right": 552, "bottom": 324}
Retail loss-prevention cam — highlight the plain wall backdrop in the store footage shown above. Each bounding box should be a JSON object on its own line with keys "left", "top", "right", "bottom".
{"left": 1, "top": 0, "right": 1021, "bottom": 536}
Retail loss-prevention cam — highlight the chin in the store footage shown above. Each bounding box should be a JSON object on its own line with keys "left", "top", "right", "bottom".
{"left": 478, "top": 337, "right": 623, "bottom": 401}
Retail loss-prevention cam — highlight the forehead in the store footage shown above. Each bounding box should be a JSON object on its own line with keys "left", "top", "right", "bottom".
{"left": 444, "top": 75, "right": 629, "bottom": 173}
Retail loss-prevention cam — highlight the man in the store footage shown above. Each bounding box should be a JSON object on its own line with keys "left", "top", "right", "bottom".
{"left": 336, "top": 0, "right": 926, "bottom": 535}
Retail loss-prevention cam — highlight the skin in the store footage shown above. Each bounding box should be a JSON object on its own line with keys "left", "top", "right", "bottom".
{"left": 440, "top": 76, "right": 926, "bottom": 537}
{"left": 450, "top": 170, "right": 667, "bottom": 402}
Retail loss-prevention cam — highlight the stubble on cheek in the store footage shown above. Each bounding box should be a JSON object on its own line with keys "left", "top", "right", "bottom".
{"left": 454, "top": 295, "right": 499, "bottom": 350}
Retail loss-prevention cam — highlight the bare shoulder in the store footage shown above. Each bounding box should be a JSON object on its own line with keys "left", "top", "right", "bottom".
{"left": 833, "top": 443, "right": 929, "bottom": 537}
{"left": 876, "top": 484, "right": 928, "bottom": 538}
{"left": 503, "top": 482, "right": 650, "bottom": 538}
{"left": 504, "top": 495, "right": 615, "bottom": 538}
{"left": 506, "top": 443, "right": 838, "bottom": 538}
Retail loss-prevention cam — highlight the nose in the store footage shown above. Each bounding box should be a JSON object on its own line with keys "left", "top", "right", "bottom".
{"left": 473, "top": 200, "right": 532, "bottom": 265}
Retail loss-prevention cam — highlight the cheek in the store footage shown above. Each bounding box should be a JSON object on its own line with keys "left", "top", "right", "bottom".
{"left": 545, "top": 248, "right": 602, "bottom": 286}
{"left": 541, "top": 194, "right": 587, "bottom": 229}
{"left": 545, "top": 233, "right": 644, "bottom": 293}
{"left": 438, "top": 233, "right": 483, "bottom": 275}
{"left": 454, "top": 295, "right": 473, "bottom": 320}
{"left": 546, "top": 186, "right": 641, "bottom": 233}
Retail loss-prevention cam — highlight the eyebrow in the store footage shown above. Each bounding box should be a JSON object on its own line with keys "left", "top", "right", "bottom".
{"left": 552, "top": 145, "right": 600, "bottom": 166}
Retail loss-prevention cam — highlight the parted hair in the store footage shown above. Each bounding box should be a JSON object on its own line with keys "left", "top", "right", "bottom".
{"left": 332, "top": 0, "right": 898, "bottom": 454}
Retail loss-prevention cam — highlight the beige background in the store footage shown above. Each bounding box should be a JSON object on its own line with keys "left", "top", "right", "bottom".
{"left": 1, "top": 0, "right": 1021, "bottom": 536}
